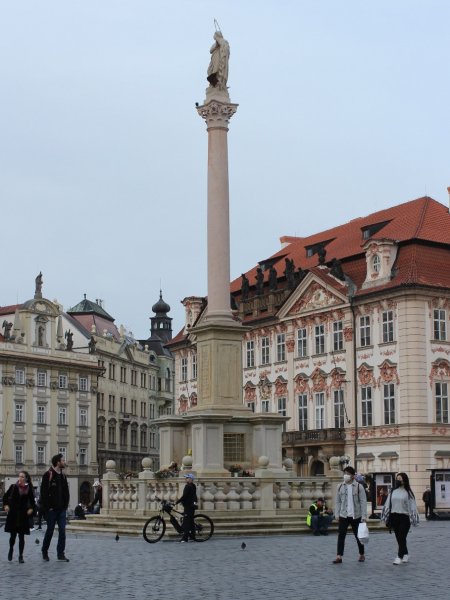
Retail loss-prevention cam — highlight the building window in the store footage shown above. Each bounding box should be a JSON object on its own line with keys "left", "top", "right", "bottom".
{"left": 383, "top": 383, "right": 396, "bottom": 425}
{"left": 181, "top": 358, "right": 188, "bottom": 382}
{"left": 359, "top": 316, "right": 371, "bottom": 347}
{"left": 15, "top": 445, "right": 24, "bottom": 464}
{"left": 15, "top": 403, "right": 24, "bottom": 423}
{"left": 192, "top": 353, "right": 198, "bottom": 379}
{"left": 108, "top": 363, "right": 116, "bottom": 380}
{"left": 278, "top": 396, "right": 287, "bottom": 416}
{"left": 131, "top": 428, "right": 138, "bottom": 447}
{"left": 434, "top": 309, "right": 447, "bottom": 341}
{"left": 436, "top": 382, "right": 449, "bottom": 424}
{"left": 361, "top": 386, "right": 373, "bottom": 427}
{"left": 37, "top": 371, "right": 47, "bottom": 387}
{"left": 382, "top": 311, "right": 394, "bottom": 343}
{"left": 333, "top": 389, "right": 345, "bottom": 428}
{"left": 79, "top": 376, "right": 88, "bottom": 392}
{"left": 58, "top": 374, "right": 68, "bottom": 389}
{"left": 109, "top": 423, "right": 116, "bottom": 444}
{"left": 37, "top": 445, "right": 46, "bottom": 465}
{"left": 276, "top": 334, "right": 286, "bottom": 362}
{"left": 372, "top": 254, "right": 381, "bottom": 273}
{"left": 131, "top": 370, "right": 137, "bottom": 386}
{"left": 140, "top": 428, "right": 147, "bottom": 448}
{"left": 297, "top": 328, "right": 307, "bottom": 358}
{"left": 246, "top": 341, "right": 255, "bottom": 368}
{"left": 37, "top": 405, "right": 46, "bottom": 425}
{"left": 333, "top": 321, "right": 343, "bottom": 351}
{"left": 109, "top": 395, "right": 115, "bottom": 412}
{"left": 97, "top": 392, "right": 104, "bottom": 410}
{"left": 141, "top": 401, "right": 147, "bottom": 418}
{"left": 79, "top": 448, "right": 87, "bottom": 466}
{"left": 261, "top": 336, "right": 270, "bottom": 365}
{"left": 315, "top": 392, "right": 325, "bottom": 429}
{"left": 131, "top": 399, "right": 137, "bottom": 415}
{"left": 98, "top": 422, "right": 105, "bottom": 443}
{"left": 223, "top": 433, "right": 245, "bottom": 463}
{"left": 120, "top": 427, "right": 127, "bottom": 446}
{"left": 58, "top": 406, "right": 67, "bottom": 426}
{"left": 79, "top": 407, "right": 88, "bottom": 427}
{"left": 58, "top": 447, "right": 67, "bottom": 461}
{"left": 149, "top": 403, "right": 155, "bottom": 420}
{"left": 120, "top": 397, "right": 127, "bottom": 413}
{"left": 298, "top": 394, "right": 308, "bottom": 431}
{"left": 261, "top": 400, "right": 270, "bottom": 413}
{"left": 149, "top": 432, "right": 156, "bottom": 448}
{"left": 314, "top": 324, "right": 325, "bottom": 354}
{"left": 247, "top": 401, "right": 255, "bottom": 412}
{"left": 120, "top": 366, "right": 127, "bottom": 383}
{"left": 15, "top": 369, "right": 25, "bottom": 385}
{"left": 140, "top": 372, "right": 147, "bottom": 388}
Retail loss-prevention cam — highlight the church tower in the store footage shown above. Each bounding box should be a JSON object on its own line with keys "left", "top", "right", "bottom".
{"left": 150, "top": 290, "right": 172, "bottom": 343}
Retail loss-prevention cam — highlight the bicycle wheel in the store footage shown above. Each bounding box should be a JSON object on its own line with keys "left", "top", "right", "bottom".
{"left": 143, "top": 516, "right": 166, "bottom": 543}
{"left": 193, "top": 514, "right": 214, "bottom": 542}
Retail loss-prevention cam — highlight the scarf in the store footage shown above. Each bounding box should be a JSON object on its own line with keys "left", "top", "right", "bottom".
{"left": 17, "top": 482, "right": 29, "bottom": 496}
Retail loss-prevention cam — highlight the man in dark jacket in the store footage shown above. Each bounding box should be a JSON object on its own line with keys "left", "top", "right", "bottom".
{"left": 176, "top": 473, "right": 197, "bottom": 542}
{"left": 40, "top": 453, "right": 70, "bottom": 561}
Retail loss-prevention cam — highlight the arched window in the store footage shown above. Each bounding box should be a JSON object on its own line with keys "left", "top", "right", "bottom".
{"left": 372, "top": 254, "right": 381, "bottom": 273}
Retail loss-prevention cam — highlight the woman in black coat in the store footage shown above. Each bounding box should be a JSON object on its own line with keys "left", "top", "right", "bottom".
{"left": 3, "top": 471, "right": 36, "bottom": 563}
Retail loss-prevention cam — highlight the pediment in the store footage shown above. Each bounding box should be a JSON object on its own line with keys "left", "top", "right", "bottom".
{"left": 278, "top": 274, "right": 347, "bottom": 318}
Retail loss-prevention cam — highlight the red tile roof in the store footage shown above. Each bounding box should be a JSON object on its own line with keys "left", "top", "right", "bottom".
{"left": 230, "top": 196, "right": 450, "bottom": 292}
{"left": 0, "top": 304, "right": 21, "bottom": 316}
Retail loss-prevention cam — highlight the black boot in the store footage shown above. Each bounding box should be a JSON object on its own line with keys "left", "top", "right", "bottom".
{"left": 18, "top": 556, "right": 24, "bottom": 564}
{"left": 8, "top": 547, "right": 13, "bottom": 561}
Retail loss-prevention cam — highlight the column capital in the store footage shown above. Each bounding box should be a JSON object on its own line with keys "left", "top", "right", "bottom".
{"left": 197, "top": 100, "right": 238, "bottom": 130}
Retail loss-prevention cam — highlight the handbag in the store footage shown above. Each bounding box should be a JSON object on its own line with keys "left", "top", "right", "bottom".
{"left": 357, "top": 522, "right": 369, "bottom": 544}
{"left": 382, "top": 492, "right": 392, "bottom": 530}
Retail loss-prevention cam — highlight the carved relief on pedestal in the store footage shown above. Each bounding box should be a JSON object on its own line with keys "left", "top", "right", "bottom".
{"left": 429, "top": 359, "right": 450, "bottom": 387}
{"left": 377, "top": 360, "right": 400, "bottom": 387}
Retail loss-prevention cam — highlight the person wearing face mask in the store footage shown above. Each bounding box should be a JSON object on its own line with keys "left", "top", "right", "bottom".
{"left": 333, "top": 466, "right": 368, "bottom": 564}
{"left": 383, "top": 472, "right": 419, "bottom": 565}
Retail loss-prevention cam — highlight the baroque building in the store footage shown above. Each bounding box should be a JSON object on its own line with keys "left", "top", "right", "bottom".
{"left": 0, "top": 278, "right": 101, "bottom": 502}
{"left": 168, "top": 195, "right": 450, "bottom": 498}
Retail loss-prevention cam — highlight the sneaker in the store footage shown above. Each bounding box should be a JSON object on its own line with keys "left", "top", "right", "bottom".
{"left": 402, "top": 555, "right": 409, "bottom": 563}
{"left": 42, "top": 551, "right": 49, "bottom": 562}
{"left": 358, "top": 555, "right": 365, "bottom": 562}
{"left": 332, "top": 557, "right": 343, "bottom": 564}
{"left": 393, "top": 557, "right": 402, "bottom": 565}
{"left": 57, "top": 555, "right": 70, "bottom": 562}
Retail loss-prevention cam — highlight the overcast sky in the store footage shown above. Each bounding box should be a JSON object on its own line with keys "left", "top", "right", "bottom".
{"left": 1, "top": 0, "right": 449, "bottom": 337}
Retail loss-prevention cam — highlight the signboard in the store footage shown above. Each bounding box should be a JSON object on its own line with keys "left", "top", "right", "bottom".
{"left": 434, "top": 471, "right": 450, "bottom": 510}
{"left": 374, "top": 473, "right": 394, "bottom": 509}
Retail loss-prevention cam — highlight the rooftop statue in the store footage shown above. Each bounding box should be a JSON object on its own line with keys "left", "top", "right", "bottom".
{"left": 207, "top": 30, "right": 230, "bottom": 92}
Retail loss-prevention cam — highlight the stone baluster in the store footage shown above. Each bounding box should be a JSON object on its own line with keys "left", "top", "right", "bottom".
{"left": 226, "top": 482, "right": 240, "bottom": 511}
{"left": 213, "top": 483, "right": 227, "bottom": 510}
{"left": 202, "top": 483, "right": 216, "bottom": 511}
{"left": 240, "top": 483, "right": 253, "bottom": 510}
{"left": 101, "top": 459, "right": 117, "bottom": 515}
{"left": 276, "top": 481, "right": 290, "bottom": 509}
{"left": 137, "top": 457, "right": 154, "bottom": 515}
{"left": 289, "top": 481, "right": 302, "bottom": 509}
{"left": 251, "top": 482, "right": 261, "bottom": 510}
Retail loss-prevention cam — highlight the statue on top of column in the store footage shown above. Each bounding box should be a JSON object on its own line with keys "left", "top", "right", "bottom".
{"left": 35, "top": 271, "right": 43, "bottom": 299}
{"left": 207, "top": 28, "right": 230, "bottom": 92}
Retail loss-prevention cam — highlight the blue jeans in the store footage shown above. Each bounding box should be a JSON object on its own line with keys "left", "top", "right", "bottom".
{"left": 311, "top": 513, "right": 334, "bottom": 532}
{"left": 42, "top": 509, "right": 66, "bottom": 556}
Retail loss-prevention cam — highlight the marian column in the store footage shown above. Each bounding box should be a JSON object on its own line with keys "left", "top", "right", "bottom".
{"left": 197, "top": 31, "right": 237, "bottom": 324}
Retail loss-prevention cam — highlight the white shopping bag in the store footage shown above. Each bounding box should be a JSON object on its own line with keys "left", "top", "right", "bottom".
{"left": 357, "top": 522, "right": 369, "bottom": 544}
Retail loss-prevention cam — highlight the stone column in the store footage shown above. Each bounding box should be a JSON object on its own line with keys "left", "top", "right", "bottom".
{"left": 197, "top": 101, "right": 238, "bottom": 324}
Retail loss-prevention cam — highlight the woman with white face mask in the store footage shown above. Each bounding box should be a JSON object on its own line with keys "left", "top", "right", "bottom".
{"left": 382, "top": 472, "right": 419, "bottom": 565}
{"left": 333, "top": 466, "right": 368, "bottom": 564}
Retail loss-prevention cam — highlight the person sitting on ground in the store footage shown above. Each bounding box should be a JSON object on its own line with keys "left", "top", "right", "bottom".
{"left": 74, "top": 502, "right": 88, "bottom": 520}
{"left": 306, "top": 497, "right": 334, "bottom": 536}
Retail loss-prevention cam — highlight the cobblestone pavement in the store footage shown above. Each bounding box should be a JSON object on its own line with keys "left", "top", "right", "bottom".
{"left": 0, "top": 520, "right": 448, "bottom": 600}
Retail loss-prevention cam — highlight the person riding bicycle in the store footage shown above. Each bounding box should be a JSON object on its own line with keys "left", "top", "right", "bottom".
{"left": 176, "top": 473, "right": 197, "bottom": 543}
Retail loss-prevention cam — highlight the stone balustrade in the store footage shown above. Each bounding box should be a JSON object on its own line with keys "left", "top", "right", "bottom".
{"left": 100, "top": 457, "right": 339, "bottom": 517}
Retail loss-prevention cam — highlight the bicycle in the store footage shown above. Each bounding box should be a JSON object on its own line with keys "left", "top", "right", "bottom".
{"left": 142, "top": 499, "right": 214, "bottom": 543}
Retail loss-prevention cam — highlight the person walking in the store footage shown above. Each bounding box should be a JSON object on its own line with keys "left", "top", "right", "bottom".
{"left": 40, "top": 453, "right": 70, "bottom": 562}
{"left": 2, "top": 470, "right": 36, "bottom": 563}
{"left": 383, "top": 472, "right": 419, "bottom": 565}
{"left": 176, "top": 473, "right": 197, "bottom": 542}
{"left": 333, "top": 466, "right": 368, "bottom": 564}
{"left": 422, "top": 486, "right": 432, "bottom": 519}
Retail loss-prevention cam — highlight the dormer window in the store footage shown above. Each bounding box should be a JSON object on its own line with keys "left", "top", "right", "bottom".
{"left": 361, "top": 220, "right": 390, "bottom": 241}
{"left": 372, "top": 254, "right": 381, "bottom": 273}
{"left": 305, "top": 239, "right": 334, "bottom": 258}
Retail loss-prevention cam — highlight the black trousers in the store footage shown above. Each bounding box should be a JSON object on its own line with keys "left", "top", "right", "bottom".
{"left": 182, "top": 507, "right": 195, "bottom": 540}
{"left": 337, "top": 517, "right": 364, "bottom": 556}
{"left": 391, "top": 513, "right": 410, "bottom": 558}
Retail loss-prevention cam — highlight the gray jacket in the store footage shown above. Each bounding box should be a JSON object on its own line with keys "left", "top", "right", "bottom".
{"left": 335, "top": 481, "right": 368, "bottom": 519}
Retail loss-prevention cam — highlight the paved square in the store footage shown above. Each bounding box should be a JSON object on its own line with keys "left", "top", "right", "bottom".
{"left": 0, "top": 520, "right": 448, "bottom": 599}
